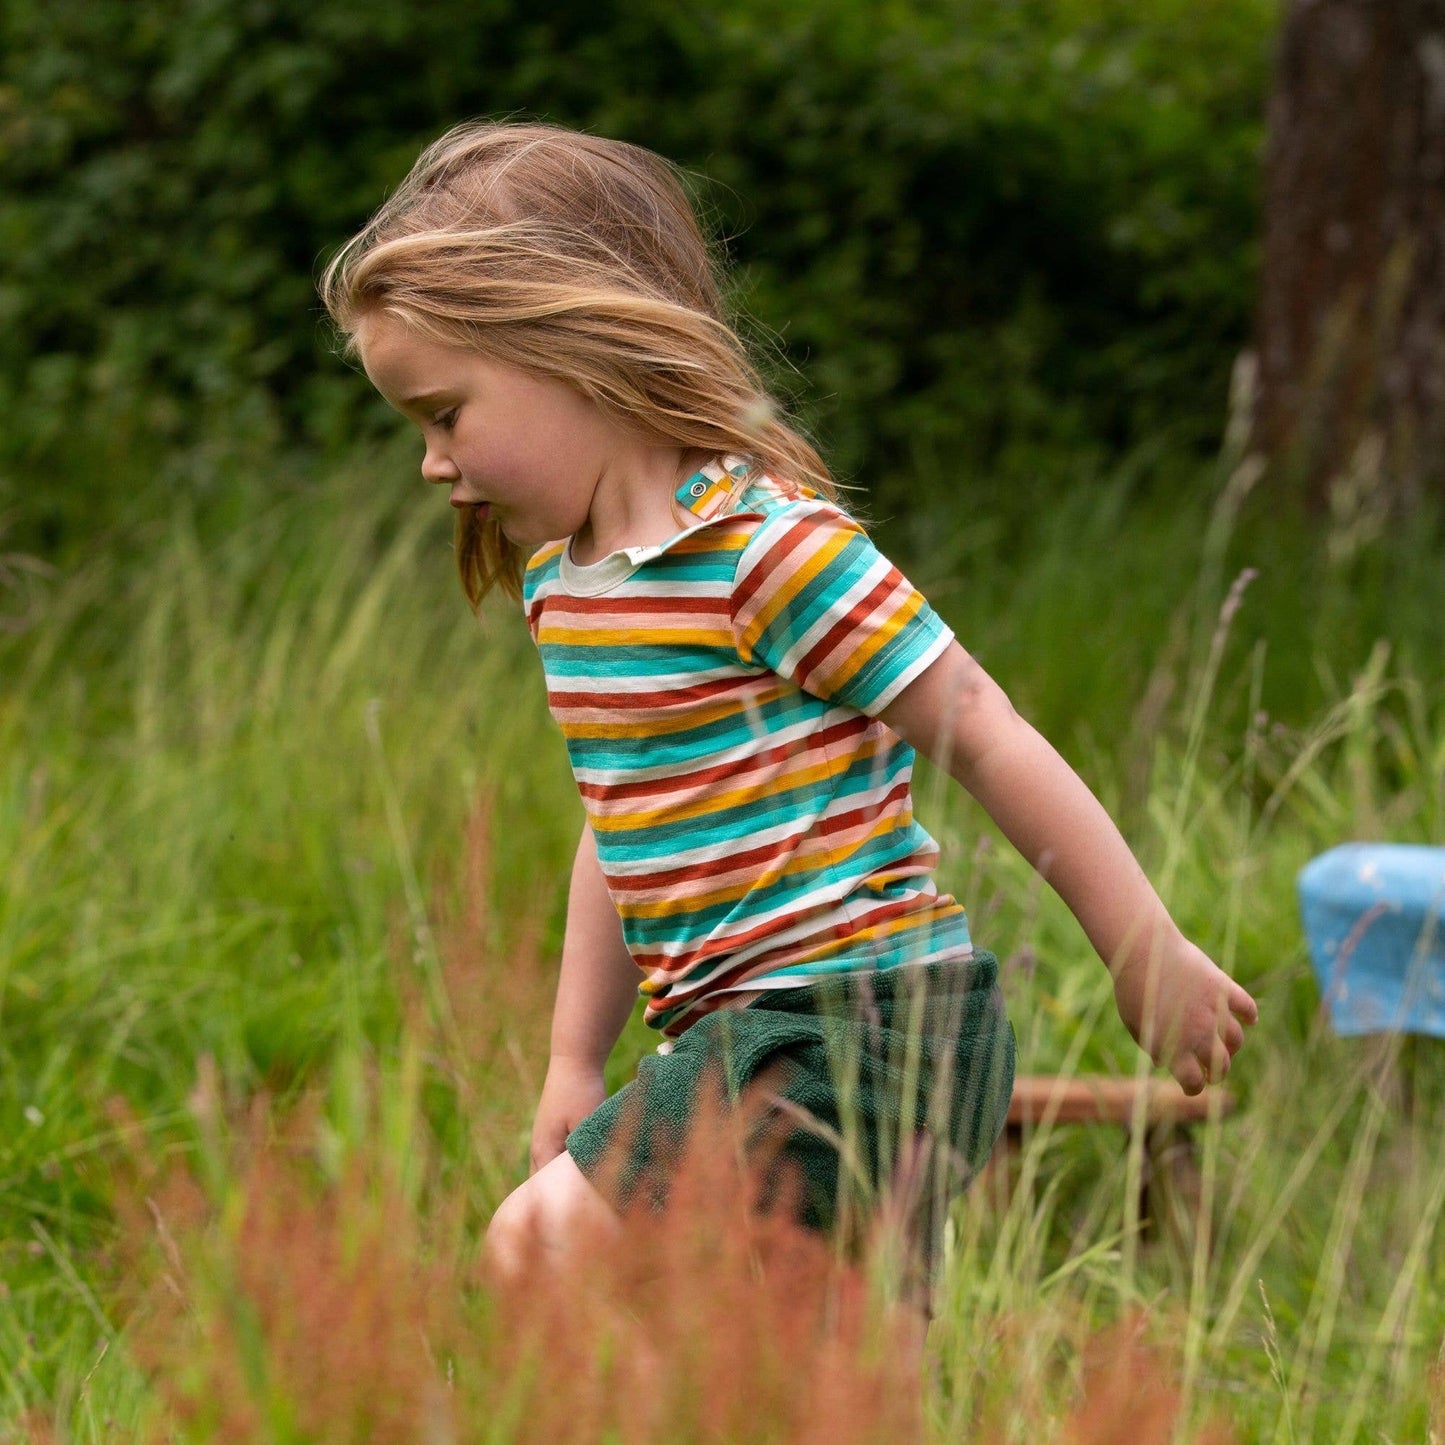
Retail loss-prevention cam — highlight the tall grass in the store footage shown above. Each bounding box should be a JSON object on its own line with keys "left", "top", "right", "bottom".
{"left": 0, "top": 442, "right": 1442, "bottom": 1439}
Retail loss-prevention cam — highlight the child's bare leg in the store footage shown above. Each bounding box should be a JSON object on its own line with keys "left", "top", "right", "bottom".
{"left": 484, "top": 1152, "right": 621, "bottom": 1281}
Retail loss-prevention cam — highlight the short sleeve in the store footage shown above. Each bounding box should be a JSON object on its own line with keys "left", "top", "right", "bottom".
{"left": 730, "top": 499, "right": 953, "bottom": 714}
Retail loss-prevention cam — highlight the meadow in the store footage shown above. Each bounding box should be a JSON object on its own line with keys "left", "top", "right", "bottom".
{"left": 1, "top": 415, "right": 1442, "bottom": 1440}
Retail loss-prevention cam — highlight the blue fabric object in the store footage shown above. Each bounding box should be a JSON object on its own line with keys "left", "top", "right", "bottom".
{"left": 1298, "top": 843, "right": 1445, "bottom": 1037}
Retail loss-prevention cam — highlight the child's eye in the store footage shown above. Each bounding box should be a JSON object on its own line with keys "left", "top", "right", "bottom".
{"left": 433, "top": 407, "right": 459, "bottom": 431}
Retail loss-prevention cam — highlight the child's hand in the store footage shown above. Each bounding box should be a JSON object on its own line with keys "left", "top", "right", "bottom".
{"left": 1111, "top": 935, "right": 1258, "bottom": 1095}
{"left": 531, "top": 1057, "right": 607, "bottom": 1174}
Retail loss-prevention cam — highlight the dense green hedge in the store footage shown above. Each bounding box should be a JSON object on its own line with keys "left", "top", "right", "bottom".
{"left": 1, "top": 0, "right": 1275, "bottom": 545}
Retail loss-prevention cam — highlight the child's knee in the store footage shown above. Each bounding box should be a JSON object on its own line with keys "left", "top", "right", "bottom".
{"left": 484, "top": 1154, "right": 618, "bottom": 1281}
{"left": 484, "top": 1183, "right": 539, "bottom": 1278}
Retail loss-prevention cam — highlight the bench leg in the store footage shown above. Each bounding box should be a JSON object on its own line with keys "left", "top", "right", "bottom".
{"left": 1142, "top": 1124, "right": 1205, "bottom": 1250}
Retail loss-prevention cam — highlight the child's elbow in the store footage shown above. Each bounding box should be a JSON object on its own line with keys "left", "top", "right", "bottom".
{"left": 946, "top": 658, "right": 1022, "bottom": 783}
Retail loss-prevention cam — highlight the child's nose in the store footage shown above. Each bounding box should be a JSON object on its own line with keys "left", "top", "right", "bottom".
{"left": 420, "top": 444, "right": 459, "bottom": 484}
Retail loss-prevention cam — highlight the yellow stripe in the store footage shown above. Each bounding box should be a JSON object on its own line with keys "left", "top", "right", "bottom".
{"left": 673, "top": 525, "right": 752, "bottom": 555}
{"left": 537, "top": 624, "right": 736, "bottom": 649}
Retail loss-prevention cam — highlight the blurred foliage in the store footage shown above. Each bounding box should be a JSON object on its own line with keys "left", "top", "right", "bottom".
{"left": 0, "top": 0, "right": 1274, "bottom": 549}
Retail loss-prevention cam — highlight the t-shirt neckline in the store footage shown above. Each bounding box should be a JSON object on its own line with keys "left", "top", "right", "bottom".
{"left": 556, "top": 455, "right": 753, "bottom": 597}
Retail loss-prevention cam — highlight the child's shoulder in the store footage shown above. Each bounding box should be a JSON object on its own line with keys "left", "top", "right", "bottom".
{"left": 724, "top": 472, "right": 869, "bottom": 559}
{"left": 726, "top": 468, "right": 861, "bottom": 537}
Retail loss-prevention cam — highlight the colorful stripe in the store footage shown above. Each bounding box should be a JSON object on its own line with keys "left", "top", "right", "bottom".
{"left": 524, "top": 473, "right": 970, "bottom": 1036}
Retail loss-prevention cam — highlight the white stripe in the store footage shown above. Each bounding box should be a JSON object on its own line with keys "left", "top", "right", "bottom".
{"left": 548, "top": 662, "right": 753, "bottom": 695}
{"left": 540, "top": 577, "right": 735, "bottom": 607}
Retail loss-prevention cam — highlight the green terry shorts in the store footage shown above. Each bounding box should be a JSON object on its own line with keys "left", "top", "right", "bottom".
{"left": 566, "top": 953, "right": 1014, "bottom": 1268}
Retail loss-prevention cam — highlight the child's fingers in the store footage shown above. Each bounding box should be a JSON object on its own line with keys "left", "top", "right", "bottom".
{"left": 1221, "top": 1014, "right": 1246, "bottom": 1055}
{"left": 1176, "top": 1057, "right": 1207, "bottom": 1095}
{"left": 1181, "top": 1040, "right": 1229, "bottom": 1093}
{"left": 1177, "top": 1018, "right": 1239, "bottom": 1093}
{"left": 1209, "top": 1033, "right": 1234, "bottom": 1080}
{"left": 1229, "top": 980, "right": 1259, "bottom": 1025}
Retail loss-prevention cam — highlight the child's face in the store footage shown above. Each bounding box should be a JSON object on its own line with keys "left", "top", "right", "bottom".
{"left": 357, "top": 313, "right": 635, "bottom": 550}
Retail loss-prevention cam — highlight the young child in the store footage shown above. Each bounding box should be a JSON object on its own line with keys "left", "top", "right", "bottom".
{"left": 321, "top": 120, "right": 1258, "bottom": 1284}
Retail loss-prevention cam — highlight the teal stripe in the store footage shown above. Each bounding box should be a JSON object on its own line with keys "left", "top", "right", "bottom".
{"left": 539, "top": 645, "right": 739, "bottom": 679}
{"left": 842, "top": 617, "right": 946, "bottom": 712}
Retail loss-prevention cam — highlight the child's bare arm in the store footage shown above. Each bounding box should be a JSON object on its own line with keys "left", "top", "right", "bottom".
{"left": 531, "top": 823, "right": 639, "bottom": 1171}
{"left": 881, "top": 642, "right": 1258, "bottom": 1093}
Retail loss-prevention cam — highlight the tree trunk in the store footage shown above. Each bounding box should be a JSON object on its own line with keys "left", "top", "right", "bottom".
{"left": 1255, "top": 0, "right": 1445, "bottom": 516}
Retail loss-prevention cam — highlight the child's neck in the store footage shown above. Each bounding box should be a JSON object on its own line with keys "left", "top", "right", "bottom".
{"left": 569, "top": 445, "right": 713, "bottom": 565}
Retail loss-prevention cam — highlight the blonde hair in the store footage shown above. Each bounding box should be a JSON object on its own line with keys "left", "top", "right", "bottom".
{"left": 320, "top": 120, "right": 836, "bottom": 606}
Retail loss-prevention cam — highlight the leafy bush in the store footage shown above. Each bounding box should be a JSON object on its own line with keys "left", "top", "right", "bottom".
{"left": 1, "top": 0, "right": 1274, "bottom": 547}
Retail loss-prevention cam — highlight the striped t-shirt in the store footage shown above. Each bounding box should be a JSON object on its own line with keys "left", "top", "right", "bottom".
{"left": 523, "top": 459, "right": 973, "bottom": 1036}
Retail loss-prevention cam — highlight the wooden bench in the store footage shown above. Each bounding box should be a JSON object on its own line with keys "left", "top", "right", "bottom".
{"left": 985, "top": 1075, "right": 1235, "bottom": 1239}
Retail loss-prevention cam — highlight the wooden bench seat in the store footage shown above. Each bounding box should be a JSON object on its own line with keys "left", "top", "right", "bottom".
{"left": 986, "top": 1074, "right": 1235, "bottom": 1241}
{"left": 1006, "top": 1074, "right": 1233, "bottom": 1127}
